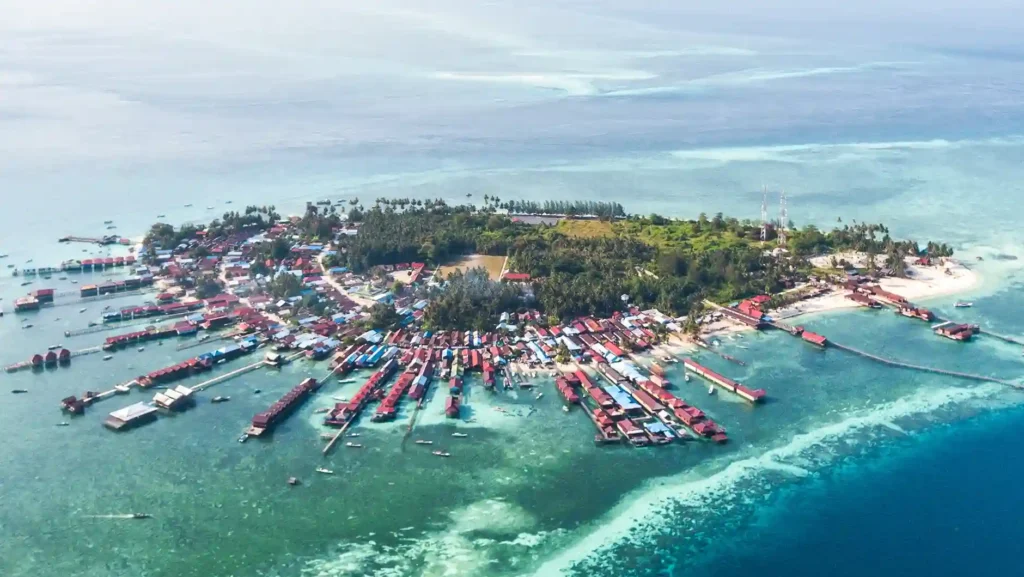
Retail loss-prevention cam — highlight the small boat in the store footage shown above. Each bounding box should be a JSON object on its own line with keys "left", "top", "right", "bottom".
{"left": 320, "top": 433, "right": 334, "bottom": 440}
{"left": 954, "top": 301, "right": 973, "bottom": 308}
{"left": 88, "top": 322, "right": 97, "bottom": 327}
{"left": 432, "top": 450, "right": 451, "bottom": 457}
{"left": 137, "top": 347, "right": 145, "bottom": 352}
{"left": 59, "top": 276, "right": 67, "bottom": 280}
{"left": 415, "top": 440, "right": 433, "bottom": 445}
{"left": 535, "top": 392, "right": 544, "bottom": 400}
{"left": 708, "top": 385, "right": 715, "bottom": 395}
{"left": 184, "top": 203, "right": 193, "bottom": 207}
{"left": 48, "top": 344, "right": 62, "bottom": 350}
{"left": 103, "top": 355, "right": 113, "bottom": 361}
{"left": 206, "top": 206, "right": 214, "bottom": 210}
{"left": 562, "top": 405, "right": 570, "bottom": 413}
{"left": 56, "top": 422, "right": 69, "bottom": 427}
{"left": 684, "top": 374, "right": 690, "bottom": 382}
{"left": 20, "top": 281, "right": 31, "bottom": 286}
{"left": 26, "top": 258, "right": 33, "bottom": 263}
{"left": 22, "top": 324, "right": 33, "bottom": 329}
{"left": 106, "top": 226, "right": 116, "bottom": 230}
{"left": 157, "top": 214, "right": 166, "bottom": 218}
{"left": 11, "top": 389, "right": 28, "bottom": 394}
{"left": 287, "top": 477, "right": 300, "bottom": 486}
{"left": 211, "top": 396, "right": 230, "bottom": 403}
{"left": 345, "top": 442, "right": 363, "bottom": 448}
{"left": 131, "top": 513, "right": 152, "bottom": 519}
{"left": 79, "top": 308, "right": 87, "bottom": 313}
{"left": 103, "top": 220, "right": 113, "bottom": 224}
{"left": 315, "top": 467, "right": 334, "bottom": 474}
{"left": 225, "top": 200, "right": 233, "bottom": 204}
{"left": 253, "top": 389, "right": 261, "bottom": 394}
{"left": 238, "top": 434, "right": 249, "bottom": 443}
{"left": 347, "top": 433, "right": 361, "bottom": 438}
{"left": 451, "top": 432, "right": 468, "bottom": 438}
{"left": 339, "top": 378, "right": 357, "bottom": 384}
{"left": 71, "top": 280, "right": 78, "bottom": 284}
{"left": 313, "top": 407, "right": 329, "bottom": 414}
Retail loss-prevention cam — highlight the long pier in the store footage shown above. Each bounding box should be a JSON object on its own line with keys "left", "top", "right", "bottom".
{"left": 767, "top": 319, "right": 1020, "bottom": 389}
{"left": 4, "top": 346, "right": 103, "bottom": 373}
{"left": 827, "top": 341, "right": 1020, "bottom": 389}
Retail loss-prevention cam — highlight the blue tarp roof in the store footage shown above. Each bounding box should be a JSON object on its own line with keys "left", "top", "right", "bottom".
{"left": 644, "top": 421, "right": 674, "bottom": 436}
{"left": 604, "top": 385, "right": 640, "bottom": 410}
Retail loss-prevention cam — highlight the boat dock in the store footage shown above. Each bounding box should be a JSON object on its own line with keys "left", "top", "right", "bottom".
{"left": 682, "top": 358, "right": 765, "bottom": 403}
{"left": 58, "top": 235, "right": 130, "bottom": 246}
{"left": 4, "top": 346, "right": 102, "bottom": 373}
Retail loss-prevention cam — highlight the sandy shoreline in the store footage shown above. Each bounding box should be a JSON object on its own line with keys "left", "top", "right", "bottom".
{"left": 704, "top": 257, "right": 980, "bottom": 337}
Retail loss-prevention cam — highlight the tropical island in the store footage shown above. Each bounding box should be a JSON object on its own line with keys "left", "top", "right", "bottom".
{"left": 137, "top": 196, "right": 964, "bottom": 336}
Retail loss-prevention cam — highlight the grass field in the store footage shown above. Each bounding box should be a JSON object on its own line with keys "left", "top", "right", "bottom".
{"left": 555, "top": 219, "right": 615, "bottom": 239}
{"left": 435, "top": 254, "right": 506, "bottom": 280}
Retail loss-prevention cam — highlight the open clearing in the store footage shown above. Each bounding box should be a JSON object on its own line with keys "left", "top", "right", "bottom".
{"left": 435, "top": 254, "right": 506, "bottom": 280}
{"left": 555, "top": 219, "right": 615, "bottom": 238}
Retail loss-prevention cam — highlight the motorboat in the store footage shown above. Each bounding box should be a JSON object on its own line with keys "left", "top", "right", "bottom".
{"left": 103, "top": 355, "right": 113, "bottom": 361}
{"left": 345, "top": 442, "right": 363, "bottom": 448}
{"left": 432, "top": 450, "right": 451, "bottom": 457}
{"left": 708, "top": 385, "right": 715, "bottom": 395}
{"left": 287, "top": 477, "right": 300, "bottom": 486}
{"left": 11, "top": 389, "right": 28, "bottom": 394}
{"left": 451, "top": 432, "right": 468, "bottom": 438}
{"left": 22, "top": 324, "right": 33, "bottom": 329}
{"left": 130, "top": 513, "right": 152, "bottom": 519}
{"left": 315, "top": 467, "right": 334, "bottom": 475}
{"left": 137, "top": 347, "right": 145, "bottom": 352}
{"left": 211, "top": 396, "right": 230, "bottom": 403}
{"left": 954, "top": 301, "right": 973, "bottom": 308}
{"left": 48, "top": 344, "right": 62, "bottom": 350}
{"left": 414, "top": 440, "right": 433, "bottom": 445}
{"left": 103, "top": 220, "right": 113, "bottom": 225}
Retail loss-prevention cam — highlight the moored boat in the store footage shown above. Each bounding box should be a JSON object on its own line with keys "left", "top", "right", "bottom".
{"left": 954, "top": 301, "right": 973, "bottom": 308}
{"left": 432, "top": 450, "right": 451, "bottom": 457}
{"left": 345, "top": 442, "right": 363, "bottom": 448}
{"left": 451, "top": 432, "right": 468, "bottom": 438}
{"left": 414, "top": 439, "right": 433, "bottom": 445}
{"left": 315, "top": 467, "right": 334, "bottom": 475}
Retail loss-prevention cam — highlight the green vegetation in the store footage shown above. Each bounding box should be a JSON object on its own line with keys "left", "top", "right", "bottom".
{"left": 268, "top": 273, "right": 303, "bottom": 299}
{"left": 368, "top": 302, "right": 404, "bottom": 330}
{"left": 422, "top": 268, "right": 526, "bottom": 331}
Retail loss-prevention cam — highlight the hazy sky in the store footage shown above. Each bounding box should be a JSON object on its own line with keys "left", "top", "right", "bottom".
{"left": 1, "top": 1, "right": 1022, "bottom": 168}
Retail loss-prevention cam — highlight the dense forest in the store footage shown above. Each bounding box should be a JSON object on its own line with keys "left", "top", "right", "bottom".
{"left": 422, "top": 268, "right": 527, "bottom": 331}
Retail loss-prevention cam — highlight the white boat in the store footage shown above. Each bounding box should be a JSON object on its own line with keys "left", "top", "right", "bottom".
{"left": 345, "top": 442, "right": 363, "bottom": 448}
{"left": 71, "top": 280, "right": 78, "bottom": 284}
{"left": 48, "top": 344, "right": 62, "bottom": 350}
{"left": 137, "top": 347, "right": 145, "bottom": 352}
{"left": 184, "top": 203, "right": 193, "bottom": 207}
{"left": 22, "top": 324, "right": 33, "bottom": 329}
{"left": 684, "top": 374, "right": 690, "bottom": 382}
{"left": 414, "top": 440, "right": 433, "bottom": 445}
{"left": 206, "top": 206, "right": 214, "bottom": 210}
{"left": 535, "top": 392, "right": 544, "bottom": 400}
{"left": 451, "top": 432, "right": 468, "bottom": 438}
{"left": 708, "top": 385, "right": 715, "bottom": 395}
{"left": 954, "top": 301, "right": 973, "bottom": 308}
{"left": 103, "top": 355, "right": 113, "bottom": 361}
{"left": 562, "top": 405, "right": 570, "bottom": 413}
{"left": 432, "top": 450, "right": 451, "bottom": 457}
{"left": 347, "top": 433, "right": 361, "bottom": 438}
{"left": 315, "top": 467, "right": 334, "bottom": 474}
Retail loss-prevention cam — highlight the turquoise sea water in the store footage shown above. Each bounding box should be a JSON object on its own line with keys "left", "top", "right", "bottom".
{"left": 4, "top": 6, "right": 1024, "bottom": 576}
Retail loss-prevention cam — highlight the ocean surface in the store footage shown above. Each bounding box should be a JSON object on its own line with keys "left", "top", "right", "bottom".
{"left": 3, "top": 3, "right": 1024, "bottom": 576}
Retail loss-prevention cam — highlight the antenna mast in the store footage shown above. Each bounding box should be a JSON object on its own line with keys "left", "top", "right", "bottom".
{"left": 778, "top": 189, "right": 788, "bottom": 246}
{"left": 760, "top": 185, "right": 769, "bottom": 244}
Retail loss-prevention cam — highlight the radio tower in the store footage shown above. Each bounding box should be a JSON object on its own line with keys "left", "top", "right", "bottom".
{"left": 778, "top": 189, "right": 788, "bottom": 246}
{"left": 760, "top": 185, "right": 769, "bottom": 244}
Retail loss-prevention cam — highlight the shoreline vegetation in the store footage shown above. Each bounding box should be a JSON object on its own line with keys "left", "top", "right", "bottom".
{"left": 141, "top": 196, "right": 969, "bottom": 338}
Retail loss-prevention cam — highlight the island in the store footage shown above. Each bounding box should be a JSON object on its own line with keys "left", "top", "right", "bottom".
{"left": 7, "top": 196, "right": 983, "bottom": 450}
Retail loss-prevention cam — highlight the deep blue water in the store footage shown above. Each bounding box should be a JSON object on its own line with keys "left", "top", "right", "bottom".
{"left": 683, "top": 406, "right": 1024, "bottom": 577}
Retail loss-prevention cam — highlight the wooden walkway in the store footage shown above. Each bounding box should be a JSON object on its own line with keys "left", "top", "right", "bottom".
{"left": 824, "top": 342, "right": 1020, "bottom": 389}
